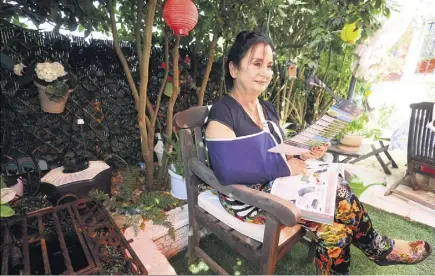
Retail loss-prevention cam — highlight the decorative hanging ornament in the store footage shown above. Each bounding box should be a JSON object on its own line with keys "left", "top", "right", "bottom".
{"left": 340, "top": 22, "right": 362, "bottom": 45}
{"left": 288, "top": 62, "right": 297, "bottom": 79}
{"left": 163, "top": 0, "right": 198, "bottom": 36}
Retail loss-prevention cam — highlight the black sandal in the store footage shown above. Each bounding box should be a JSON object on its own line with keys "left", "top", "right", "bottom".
{"left": 374, "top": 241, "right": 432, "bottom": 266}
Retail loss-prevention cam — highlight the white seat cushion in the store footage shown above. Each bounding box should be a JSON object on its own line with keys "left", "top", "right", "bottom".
{"left": 198, "top": 190, "right": 301, "bottom": 245}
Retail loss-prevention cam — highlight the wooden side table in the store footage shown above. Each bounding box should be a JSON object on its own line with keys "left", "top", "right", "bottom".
{"left": 327, "top": 140, "right": 399, "bottom": 175}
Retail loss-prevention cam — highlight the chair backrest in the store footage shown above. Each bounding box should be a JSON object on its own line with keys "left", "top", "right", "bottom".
{"left": 174, "top": 106, "right": 209, "bottom": 165}
{"left": 174, "top": 106, "right": 210, "bottom": 206}
{"left": 408, "top": 102, "right": 435, "bottom": 166}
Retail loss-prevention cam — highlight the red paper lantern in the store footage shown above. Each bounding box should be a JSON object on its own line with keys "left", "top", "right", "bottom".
{"left": 163, "top": 0, "right": 198, "bottom": 36}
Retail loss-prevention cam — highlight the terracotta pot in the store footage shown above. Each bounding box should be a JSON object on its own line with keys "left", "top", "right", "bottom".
{"left": 34, "top": 81, "right": 70, "bottom": 113}
{"left": 340, "top": 134, "right": 364, "bottom": 147}
{"left": 337, "top": 144, "right": 361, "bottom": 153}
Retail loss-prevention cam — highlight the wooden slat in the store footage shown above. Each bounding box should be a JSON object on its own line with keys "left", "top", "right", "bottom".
{"left": 180, "top": 129, "right": 201, "bottom": 263}
{"left": 194, "top": 205, "right": 261, "bottom": 264}
{"left": 380, "top": 141, "right": 399, "bottom": 168}
{"left": 230, "top": 228, "right": 262, "bottom": 251}
{"left": 349, "top": 145, "right": 391, "bottom": 164}
{"left": 174, "top": 106, "right": 209, "bottom": 129}
{"left": 22, "top": 219, "right": 31, "bottom": 275}
{"left": 194, "top": 247, "right": 229, "bottom": 275}
{"left": 390, "top": 188, "right": 435, "bottom": 209}
{"left": 408, "top": 106, "right": 418, "bottom": 160}
{"left": 194, "top": 127, "right": 207, "bottom": 165}
{"left": 216, "top": 220, "right": 233, "bottom": 232}
{"left": 276, "top": 227, "right": 304, "bottom": 261}
{"left": 1, "top": 225, "right": 11, "bottom": 275}
{"left": 196, "top": 207, "right": 220, "bottom": 224}
{"left": 259, "top": 215, "right": 280, "bottom": 275}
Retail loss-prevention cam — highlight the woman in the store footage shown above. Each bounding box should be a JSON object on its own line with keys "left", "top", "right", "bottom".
{"left": 205, "top": 31, "right": 432, "bottom": 275}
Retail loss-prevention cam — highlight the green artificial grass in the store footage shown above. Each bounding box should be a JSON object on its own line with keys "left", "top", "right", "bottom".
{"left": 169, "top": 205, "right": 435, "bottom": 275}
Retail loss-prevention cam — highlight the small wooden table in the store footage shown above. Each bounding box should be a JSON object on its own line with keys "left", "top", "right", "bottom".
{"left": 327, "top": 140, "right": 399, "bottom": 175}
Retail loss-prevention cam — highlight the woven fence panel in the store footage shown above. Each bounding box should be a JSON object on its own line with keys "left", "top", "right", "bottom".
{"left": 0, "top": 29, "right": 142, "bottom": 166}
{"left": 0, "top": 28, "right": 221, "bottom": 167}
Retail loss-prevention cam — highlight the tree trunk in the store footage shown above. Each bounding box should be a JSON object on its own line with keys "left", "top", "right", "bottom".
{"left": 108, "top": 0, "right": 156, "bottom": 190}
{"left": 158, "top": 36, "right": 181, "bottom": 180}
{"left": 197, "top": 35, "right": 218, "bottom": 106}
{"left": 151, "top": 29, "right": 170, "bottom": 190}
{"left": 191, "top": 46, "right": 199, "bottom": 85}
{"left": 218, "top": 54, "right": 226, "bottom": 100}
{"left": 135, "top": 0, "right": 143, "bottom": 76}
{"left": 279, "top": 79, "right": 288, "bottom": 122}
{"left": 283, "top": 78, "right": 295, "bottom": 123}
{"left": 138, "top": 0, "right": 157, "bottom": 190}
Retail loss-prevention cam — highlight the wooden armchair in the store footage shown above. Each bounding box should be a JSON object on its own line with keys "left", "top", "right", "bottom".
{"left": 174, "top": 106, "right": 312, "bottom": 275}
{"left": 385, "top": 102, "right": 435, "bottom": 209}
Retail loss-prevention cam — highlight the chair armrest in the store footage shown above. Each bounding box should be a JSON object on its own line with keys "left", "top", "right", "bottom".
{"left": 189, "top": 158, "right": 301, "bottom": 227}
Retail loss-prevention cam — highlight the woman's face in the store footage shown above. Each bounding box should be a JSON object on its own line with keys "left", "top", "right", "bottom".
{"left": 230, "top": 43, "right": 274, "bottom": 95}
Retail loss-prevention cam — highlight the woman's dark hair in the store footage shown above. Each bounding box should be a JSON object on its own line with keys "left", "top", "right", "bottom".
{"left": 225, "top": 31, "right": 274, "bottom": 90}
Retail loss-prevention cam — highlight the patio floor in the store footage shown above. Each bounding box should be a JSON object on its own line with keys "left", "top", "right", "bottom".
{"left": 345, "top": 149, "right": 435, "bottom": 228}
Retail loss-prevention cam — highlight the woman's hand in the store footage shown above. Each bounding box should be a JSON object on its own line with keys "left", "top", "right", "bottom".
{"left": 300, "top": 143, "right": 330, "bottom": 160}
{"left": 287, "top": 157, "right": 307, "bottom": 175}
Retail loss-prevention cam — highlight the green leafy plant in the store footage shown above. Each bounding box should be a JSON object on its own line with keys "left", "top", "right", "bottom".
{"left": 1, "top": 176, "right": 16, "bottom": 218}
{"left": 45, "top": 81, "right": 70, "bottom": 102}
{"left": 89, "top": 168, "right": 182, "bottom": 238}
{"left": 162, "top": 131, "right": 184, "bottom": 176}
{"left": 336, "top": 112, "right": 381, "bottom": 141}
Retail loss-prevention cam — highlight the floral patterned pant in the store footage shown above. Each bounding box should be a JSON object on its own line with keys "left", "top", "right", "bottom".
{"left": 219, "top": 178, "right": 394, "bottom": 275}
{"left": 303, "top": 178, "right": 394, "bottom": 274}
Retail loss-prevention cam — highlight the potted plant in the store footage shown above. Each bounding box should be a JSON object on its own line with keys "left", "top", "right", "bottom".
{"left": 336, "top": 112, "right": 381, "bottom": 152}
{"left": 163, "top": 132, "right": 187, "bottom": 200}
{"left": 33, "top": 61, "right": 77, "bottom": 113}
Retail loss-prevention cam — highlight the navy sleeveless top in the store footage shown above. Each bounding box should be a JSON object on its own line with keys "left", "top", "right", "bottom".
{"left": 206, "top": 95, "right": 290, "bottom": 186}
{"left": 207, "top": 95, "right": 284, "bottom": 143}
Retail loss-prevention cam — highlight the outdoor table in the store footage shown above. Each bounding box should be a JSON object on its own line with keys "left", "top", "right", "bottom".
{"left": 327, "top": 139, "right": 398, "bottom": 175}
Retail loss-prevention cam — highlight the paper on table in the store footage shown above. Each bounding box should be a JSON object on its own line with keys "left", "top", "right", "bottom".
{"left": 268, "top": 143, "right": 310, "bottom": 155}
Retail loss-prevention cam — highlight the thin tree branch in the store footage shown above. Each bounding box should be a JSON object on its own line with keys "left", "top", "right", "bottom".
{"left": 138, "top": 0, "right": 157, "bottom": 127}
{"left": 151, "top": 28, "right": 170, "bottom": 130}
{"left": 197, "top": 35, "right": 218, "bottom": 106}
{"left": 136, "top": 0, "right": 143, "bottom": 73}
{"left": 108, "top": 0, "right": 139, "bottom": 110}
{"left": 138, "top": 0, "right": 158, "bottom": 190}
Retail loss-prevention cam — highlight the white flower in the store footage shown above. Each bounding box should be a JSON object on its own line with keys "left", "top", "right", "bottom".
{"left": 35, "top": 61, "right": 68, "bottom": 82}
{"left": 13, "top": 63, "right": 26, "bottom": 76}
